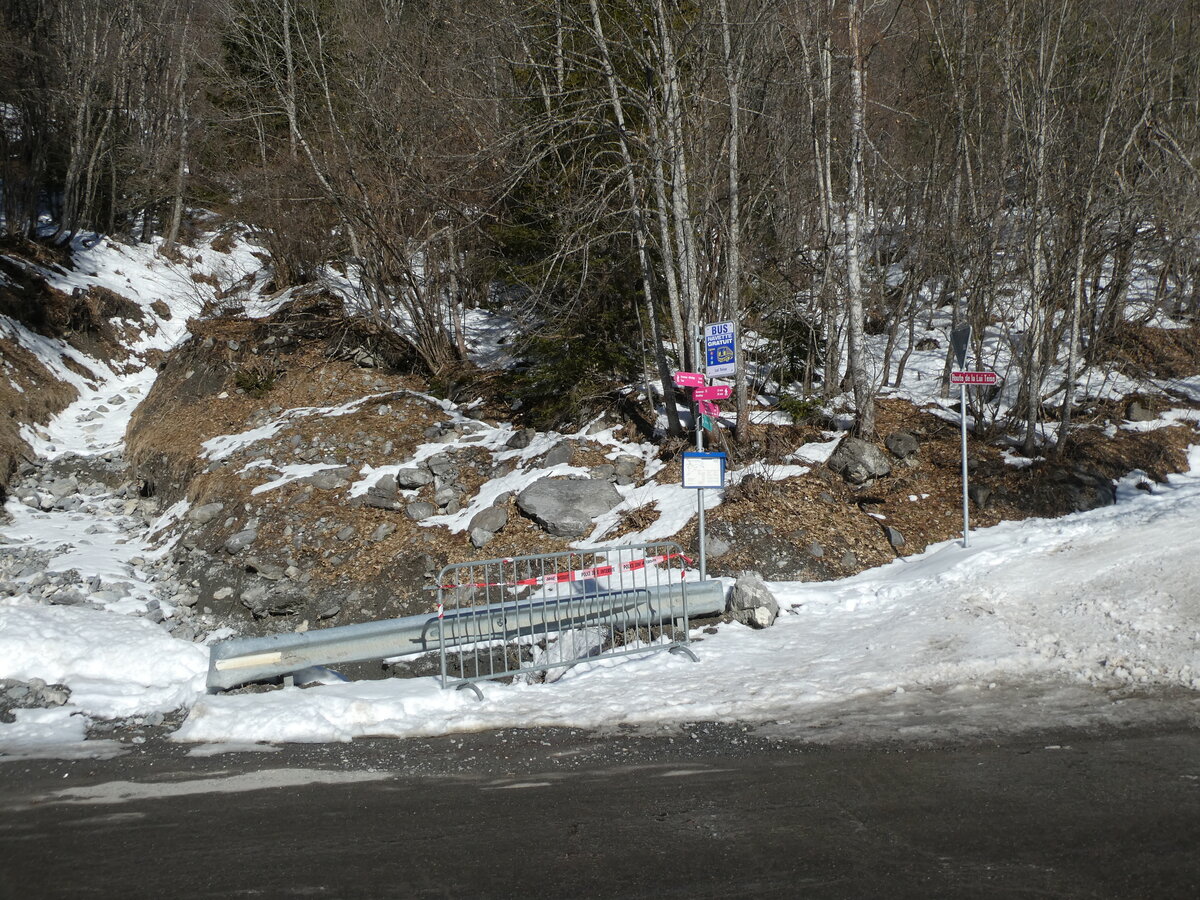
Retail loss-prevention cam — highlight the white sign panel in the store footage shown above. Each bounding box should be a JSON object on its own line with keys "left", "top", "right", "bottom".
{"left": 682, "top": 452, "right": 726, "bottom": 489}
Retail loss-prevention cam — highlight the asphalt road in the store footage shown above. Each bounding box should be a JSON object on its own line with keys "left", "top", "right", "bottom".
{"left": 1, "top": 725, "right": 1198, "bottom": 899}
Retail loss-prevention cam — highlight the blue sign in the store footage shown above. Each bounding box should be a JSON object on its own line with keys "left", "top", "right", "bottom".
{"left": 704, "top": 321, "right": 736, "bottom": 377}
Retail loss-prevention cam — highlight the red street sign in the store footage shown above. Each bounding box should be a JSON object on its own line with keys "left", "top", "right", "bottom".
{"left": 693, "top": 385, "right": 732, "bottom": 401}
{"left": 951, "top": 371, "right": 999, "bottom": 386}
{"left": 673, "top": 371, "right": 705, "bottom": 388}
{"left": 697, "top": 399, "right": 720, "bottom": 417}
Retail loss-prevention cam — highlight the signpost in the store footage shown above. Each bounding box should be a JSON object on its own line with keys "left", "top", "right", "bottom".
{"left": 673, "top": 371, "right": 705, "bottom": 388}
{"left": 950, "top": 325, "right": 974, "bottom": 547}
{"left": 697, "top": 399, "right": 720, "bottom": 417}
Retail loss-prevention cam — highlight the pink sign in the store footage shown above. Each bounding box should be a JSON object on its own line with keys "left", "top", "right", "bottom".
{"left": 693, "top": 385, "right": 732, "bottom": 401}
{"left": 697, "top": 400, "right": 721, "bottom": 417}
{"left": 950, "top": 371, "right": 999, "bottom": 386}
{"left": 673, "top": 371, "right": 705, "bottom": 388}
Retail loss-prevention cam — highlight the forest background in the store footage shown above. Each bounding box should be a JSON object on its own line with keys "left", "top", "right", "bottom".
{"left": 3, "top": 0, "right": 1198, "bottom": 454}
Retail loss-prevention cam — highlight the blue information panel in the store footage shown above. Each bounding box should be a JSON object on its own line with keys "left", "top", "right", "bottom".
{"left": 682, "top": 451, "right": 727, "bottom": 489}
{"left": 704, "top": 321, "right": 737, "bottom": 377}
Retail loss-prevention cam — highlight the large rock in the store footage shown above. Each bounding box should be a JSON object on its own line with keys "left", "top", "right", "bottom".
{"left": 188, "top": 502, "right": 224, "bottom": 525}
{"left": 828, "top": 437, "right": 892, "bottom": 485}
{"left": 885, "top": 431, "right": 919, "bottom": 460}
{"left": 1053, "top": 466, "right": 1116, "bottom": 512}
{"left": 729, "top": 571, "right": 779, "bottom": 628}
{"left": 395, "top": 468, "right": 433, "bottom": 489}
{"left": 469, "top": 507, "right": 508, "bottom": 535}
{"left": 517, "top": 477, "right": 623, "bottom": 538}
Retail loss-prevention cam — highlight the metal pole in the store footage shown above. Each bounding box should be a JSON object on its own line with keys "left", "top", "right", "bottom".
{"left": 960, "top": 381, "right": 970, "bottom": 548}
{"left": 695, "top": 327, "right": 707, "bottom": 580}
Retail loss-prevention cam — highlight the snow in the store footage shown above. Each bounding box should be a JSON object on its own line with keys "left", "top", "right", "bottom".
{"left": 2, "top": 227, "right": 1200, "bottom": 758}
{"left": 168, "top": 449, "right": 1200, "bottom": 746}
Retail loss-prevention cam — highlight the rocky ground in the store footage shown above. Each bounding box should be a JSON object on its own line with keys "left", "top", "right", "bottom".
{"left": 3, "top": 235, "right": 1200, "bottom": 740}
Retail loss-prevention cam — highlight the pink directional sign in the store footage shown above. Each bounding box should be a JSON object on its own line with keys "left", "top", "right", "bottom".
{"left": 673, "top": 371, "right": 705, "bottom": 388}
{"left": 693, "top": 385, "right": 731, "bottom": 401}
{"left": 950, "top": 371, "right": 999, "bottom": 386}
{"left": 697, "top": 400, "right": 721, "bottom": 417}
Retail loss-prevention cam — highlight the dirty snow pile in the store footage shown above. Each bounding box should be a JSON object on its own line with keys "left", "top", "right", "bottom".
{"left": 2, "top": 231, "right": 1199, "bottom": 757}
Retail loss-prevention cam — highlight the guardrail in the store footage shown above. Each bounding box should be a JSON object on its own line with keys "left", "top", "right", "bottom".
{"left": 434, "top": 542, "right": 698, "bottom": 697}
{"left": 207, "top": 564, "right": 723, "bottom": 693}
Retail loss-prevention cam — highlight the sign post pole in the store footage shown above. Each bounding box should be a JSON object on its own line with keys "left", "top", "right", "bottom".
{"left": 951, "top": 324, "right": 972, "bottom": 548}
{"left": 694, "top": 328, "right": 707, "bottom": 580}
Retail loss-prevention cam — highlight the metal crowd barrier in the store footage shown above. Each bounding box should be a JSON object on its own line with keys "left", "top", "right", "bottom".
{"left": 434, "top": 542, "right": 698, "bottom": 697}
{"left": 206, "top": 549, "right": 722, "bottom": 693}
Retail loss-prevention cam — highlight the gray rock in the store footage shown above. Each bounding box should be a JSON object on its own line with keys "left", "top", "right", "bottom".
{"left": 967, "top": 483, "right": 992, "bottom": 508}
{"left": 48, "top": 476, "right": 79, "bottom": 500}
{"left": 241, "top": 586, "right": 303, "bottom": 618}
{"left": 516, "top": 477, "right": 623, "bottom": 538}
{"left": 245, "top": 557, "right": 285, "bottom": 581}
{"left": 224, "top": 529, "right": 258, "bottom": 554}
{"left": 469, "top": 507, "right": 508, "bottom": 535}
{"left": 434, "top": 486, "right": 458, "bottom": 508}
{"left": 807, "top": 542, "right": 825, "bottom": 558}
{"left": 469, "top": 527, "right": 495, "bottom": 549}
{"left": 543, "top": 442, "right": 573, "bottom": 467}
{"left": 1054, "top": 466, "right": 1116, "bottom": 512}
{"left": 370, "top": 524, "right": 396, "bottom": 543}
{"left": 828, "top": 437, "right": 893, "bottom": 485}
{"left": 883, "top": 525, "right": 905, "bottom": 548}
{"left": 705, "top": 535, "right": 732, "bottom": 559}
{"left": 1125, "top": 400, "right": 1157, "bottom": 422}
{"left": 304, "top": 470, "right": 349, "bottom": 491}
{"left": 364, "top": 494, "right": 401, "bottom": 511}
{"left": 840, "top": 550, "right": 858, "bottom": 569}
{"left": 336, "top": 526, "right": 356, "bottom": 541}
{"left": 395, "top": 468, "right": 433, "bottom": 489}
{"left": 613, "top": 455, "right": 641, "bottom": 478}
{"left": 885, "top": 431, "right": 920, "bottom": 460}
{"left": 426, "top": 453, "right": 456, "bottom": 477}
{"left": 506, "top": 428, "right": 537, "bottom": 449}
{"left": 492, "top": 492, "right": 513, "bottom": 508}
{"left": 728, "top": 571, "right": 779, "bottom": 628}
{"left": 188, "top": 502, "right": 225, "bottom": 525}
{"left": 370, "top": 474, "right": 398, "bottom": 498}
{"left": 406, "top": 501, "right": 436, "bottom": 521}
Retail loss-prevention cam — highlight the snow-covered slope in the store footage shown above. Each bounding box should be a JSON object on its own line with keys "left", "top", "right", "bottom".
{"left": 2, "top": 230, "right": 1199, "bottom": 758}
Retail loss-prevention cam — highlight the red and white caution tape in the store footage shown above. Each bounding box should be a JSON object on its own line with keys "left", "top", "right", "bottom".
{"left": 439, "top": 553, "right": 692, "bottom": 590}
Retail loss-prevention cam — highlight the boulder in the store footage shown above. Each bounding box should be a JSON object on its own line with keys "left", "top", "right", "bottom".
{"left": 395, "top": 468, "right": 433, "bottom": 489}
{"left": 1124, "top": 400, "right": 1157, "bottom": 422}
{"left": 1054, "top": 466, "right": 1116, "bottom": 512}
{"left": 224, "top": 529, "right": 257, "bottom": 554}
{"left": 506, "top": 428, "right": 537, "bottom": 449}
{"left": 517, "top": 477, "right": 623, "bottom": 538}
{"left": 885, "top": 430, "right": 920, "bottom": 460}
{"left": 426, "top": 453, "right": 456, "bottom": 477}
{"left": 188, "top": 502, "right": 224, "bottom": 525}
{"left": 543, "top": 442, "right": 573, "bottom": 467}
{"left": 729, "top": 571, "right": 779, "bottom": 628}
{"left": 469, "top": 507, "right": 508, "bottom": 535}
{"left": 828, "top": 437, "right": 892, "bottom": 485}
{"left": 406, "top": 501, "right": 436, "bottom": 521}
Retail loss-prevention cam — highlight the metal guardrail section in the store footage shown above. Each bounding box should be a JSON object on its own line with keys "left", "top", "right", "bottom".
{"left": 435, "top": 542, "right": 699, "bottom": 696}
{"left": 207, "top": 574, "right": 724, "bottom": 693}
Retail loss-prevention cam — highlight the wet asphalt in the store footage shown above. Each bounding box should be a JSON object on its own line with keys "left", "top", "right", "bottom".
{"left": 1, "top": 724, "right": 1198, "bottom": 899}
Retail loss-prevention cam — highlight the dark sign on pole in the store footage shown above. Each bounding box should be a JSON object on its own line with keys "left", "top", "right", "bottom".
{"left": 951, "top": 323, "right": 971, "bottom": 368}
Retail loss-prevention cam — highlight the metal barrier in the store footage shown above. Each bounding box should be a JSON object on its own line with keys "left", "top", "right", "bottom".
{"left": 434, "top": 542, "right": 698, "bottom": 697}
